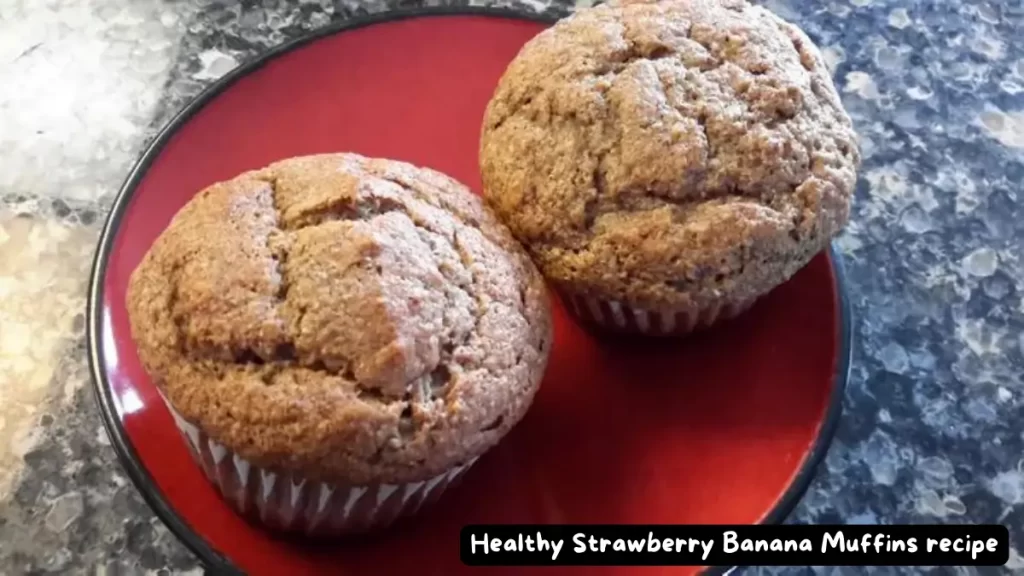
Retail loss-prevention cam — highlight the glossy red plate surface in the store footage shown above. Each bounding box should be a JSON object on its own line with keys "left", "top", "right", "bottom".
{"left": 88, "top": 9, "right": 851, "bottom": 576}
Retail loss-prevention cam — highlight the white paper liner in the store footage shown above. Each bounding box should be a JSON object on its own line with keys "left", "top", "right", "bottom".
{"left": 159, "top": 396, "right": 477, "bottom": 536}
{"left": 558, "top": 291, "right": 759, "bottom": 336}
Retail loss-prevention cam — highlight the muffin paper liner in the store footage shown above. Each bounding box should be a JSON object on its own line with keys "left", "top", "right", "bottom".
{"left": 557, "top": 291, "right": 759, "bottom": 337}
{"left": 159, "top": 395, "right": 477, "bottom": 537}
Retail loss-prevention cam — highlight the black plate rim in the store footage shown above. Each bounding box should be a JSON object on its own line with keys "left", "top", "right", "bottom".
{"left": 86, "top": 7, "right": 853, "bottom": 575}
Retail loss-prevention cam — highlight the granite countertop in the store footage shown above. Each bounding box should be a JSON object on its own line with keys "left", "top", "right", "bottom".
{"left": 1, "top": 0, "right": 1022, "bottom": 573}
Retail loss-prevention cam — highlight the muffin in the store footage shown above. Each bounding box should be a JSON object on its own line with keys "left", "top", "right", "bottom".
{"left": 480, "top": 0, "right": 860, "bottom": 336}
{"left": 126, "top": 153, "right": 552, "bottom": 535}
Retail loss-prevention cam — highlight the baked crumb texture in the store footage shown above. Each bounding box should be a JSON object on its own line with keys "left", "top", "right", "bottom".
{"left": 480, "top": 0, "right": 860, "bottom": 331}
{"left": 126, "top": 153, "right": 552, "bottom": 497}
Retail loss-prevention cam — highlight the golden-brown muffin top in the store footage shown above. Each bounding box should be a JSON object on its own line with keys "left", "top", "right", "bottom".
{"left": 127, "top": 153, "right": 552, "bottom": 484}
{"left": 480, "top": 0, "right": 860, "bottom": 309}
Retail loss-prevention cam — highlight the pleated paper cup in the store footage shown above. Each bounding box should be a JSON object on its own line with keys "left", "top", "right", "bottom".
{"left": 160, "top": 395, "right": 477, "bottom": 537}
{"left": 556, "top": 290, "right": 760, "bottom": 337}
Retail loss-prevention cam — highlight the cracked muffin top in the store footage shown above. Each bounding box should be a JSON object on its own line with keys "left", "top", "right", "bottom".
{"left": 480, "top": 0, "right": 860, "bottom": 310}
{"left": 126, "top": 153, "right": 552, "bottom": 485}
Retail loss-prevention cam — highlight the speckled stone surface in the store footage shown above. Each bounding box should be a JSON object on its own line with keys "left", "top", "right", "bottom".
{"left": 0, "top": 0, "right": 1021, "bottom": 574}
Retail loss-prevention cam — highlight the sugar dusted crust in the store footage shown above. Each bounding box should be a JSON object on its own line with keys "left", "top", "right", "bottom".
{"left": 480, "top": 0, "right": 860, "bottom": 310}
{"left": 126, "top": 153, "right": 552, "bottom": 485}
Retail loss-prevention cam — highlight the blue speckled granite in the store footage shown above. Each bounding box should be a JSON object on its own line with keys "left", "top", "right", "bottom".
{"left": 1, "top": 0, "right": 1021, "bottom": 574}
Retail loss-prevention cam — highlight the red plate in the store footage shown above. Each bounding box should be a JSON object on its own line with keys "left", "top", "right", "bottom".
{"left": 88, "top": 9, "right": 850, "bottom": 576}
